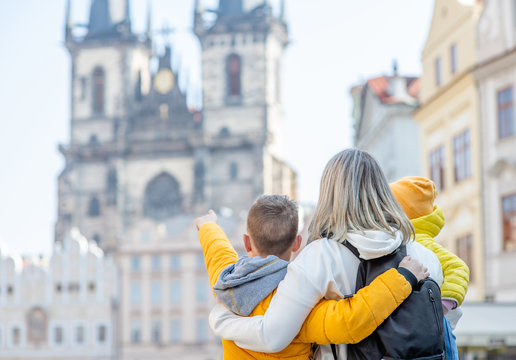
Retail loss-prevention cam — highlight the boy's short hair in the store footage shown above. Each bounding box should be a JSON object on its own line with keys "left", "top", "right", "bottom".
{"left": 247, "top": 195, "right": 299, "bottom": 257}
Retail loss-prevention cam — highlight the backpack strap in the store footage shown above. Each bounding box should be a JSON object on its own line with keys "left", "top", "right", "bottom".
{"left": 342, "top": 240, "right": 361, "bottom": 259}
{"left": 331, "top": 344, "right": 338, "bottom": 360}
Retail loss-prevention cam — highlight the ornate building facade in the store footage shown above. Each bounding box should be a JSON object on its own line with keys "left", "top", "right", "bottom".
{"left": 0, "top": 230, "right": 117, "bottom": 360}
{"left": 474, "top": 0, "right": 516, "bottom": 302}
{"left": 414, "top": 0, "right": 484, "bottom": 301}
{"left": 54, "top": 0, "right": 295, "bottom": 359}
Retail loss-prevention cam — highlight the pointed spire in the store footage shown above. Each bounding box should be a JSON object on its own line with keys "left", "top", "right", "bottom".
{"left": 159, "top": 46, "right": 172, "bottom": 70}
{"left": 146, "top": 0, "right": 152, "bottom": 40}
{"left": 87, "top": 0, "right": 113, "bottom": 35}
{"left": 279, "top": 0, "right": 286, "bottom": 21}
{"left": 65, "top": 0, "right": 72, "bottom": 41}
{"left": 124, "top": 0, "right": 132, "bottom": 31}
{"left": 193, "top": 0, "right": 203, "bottom": 35}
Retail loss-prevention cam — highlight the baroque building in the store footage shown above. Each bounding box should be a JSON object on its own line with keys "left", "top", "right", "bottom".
{"left": 0, "top": 229, "right": 117, "bottom": 360}
{"left": 55, "top": 0, "right": 295, "bottom": 359}
{"left": 414, "top": 0, "right": 484, "bottom": 301}
{"left": 474, "top": 0, "right": 516, "bottom": 302}
{"left": 351, "top": 64, "right": 421, "bottom": 182}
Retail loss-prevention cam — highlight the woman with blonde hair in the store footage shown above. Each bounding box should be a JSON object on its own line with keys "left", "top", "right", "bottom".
{"left": 209, "top": 149, "right": 443, "bottom": 358}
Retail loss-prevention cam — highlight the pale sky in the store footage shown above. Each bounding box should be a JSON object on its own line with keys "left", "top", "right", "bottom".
{"left": 0, "top": 0, "right": 434, "bottom": 256}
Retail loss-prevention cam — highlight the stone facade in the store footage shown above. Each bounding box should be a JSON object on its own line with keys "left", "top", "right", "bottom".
{"left": 351, "top": 68, "right": 421, "bottom": 182}
{"left": 0, "top": 229, "right": 116, "bottom": 359}
{"left": 414, "top": 0, "right": 484, "bottom": 300}
{"left": 56, "top": 0, "right": 296, "bottom": 359}
{"left": 474, "top": 0, "right": 516, "bottom": 302}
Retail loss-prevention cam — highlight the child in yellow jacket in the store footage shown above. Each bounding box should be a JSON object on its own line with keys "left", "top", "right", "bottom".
{"left": 390, "top": 176, "right": 470, "bottom": 310}
{"left": 195, "top": 195, "right": 428, "bottom": 360}
{"left": 390, "top": 176, "right": 470, "bottom": 360}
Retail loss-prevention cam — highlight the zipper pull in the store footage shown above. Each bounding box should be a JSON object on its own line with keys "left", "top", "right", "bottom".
{"left": 429, "top": 288, "right": 435, "bottom": 302}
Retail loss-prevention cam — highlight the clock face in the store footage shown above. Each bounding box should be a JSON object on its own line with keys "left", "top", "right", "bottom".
{"left": 154, "top": 69, "right": 174, "bottom": 94}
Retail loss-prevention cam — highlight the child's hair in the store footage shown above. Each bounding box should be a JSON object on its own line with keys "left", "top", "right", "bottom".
{"left": 247, "top": 195, "right": 299, "bottom": 257}
{"left": 308, "top": 148, "right": 414, "bottom": 244}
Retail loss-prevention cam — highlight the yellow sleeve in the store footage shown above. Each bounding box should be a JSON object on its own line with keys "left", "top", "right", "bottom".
{"left": 415, "top": 233, "right": 470, "bottom": 306}
{"left": 198, "top": 222, "right": 239, "bottom": 289}
{"left": 296, "top": 268, "right": 412, "bottom": 345}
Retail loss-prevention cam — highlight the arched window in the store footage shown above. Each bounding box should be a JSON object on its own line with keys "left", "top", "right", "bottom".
{"left": 88, "top": 196, "right": 100, "bottom": 217}
{"left": 92, "top": 67, "right": 105, "bottom": 114}
{"left": 89, "top": 134, "right": 99, "bottom": 145}
{"left": 92, "top": 234, "right": 101, "bottom": 245}
{"left": 106, "top": 168, "right": 117, "bottom": 205}
{"left": 144, "top": 173, "right": 182, "bottom": 221}
{"left": 193, "top": 161, "right": 205, "bottom": 203}
{"left": 227, "top": 54, "right": 241, "bottom": 98}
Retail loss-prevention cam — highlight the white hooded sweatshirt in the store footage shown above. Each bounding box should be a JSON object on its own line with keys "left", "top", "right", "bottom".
{"left": 209, "top": 230, "right": 443, "bottom": 359}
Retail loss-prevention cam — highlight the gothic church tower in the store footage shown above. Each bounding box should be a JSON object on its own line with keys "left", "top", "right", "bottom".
{"left": 194, "top": 0, "right": 296, "bottom": 212}
{"left": 57, "top": 0, "right": 199, "bottom": 250}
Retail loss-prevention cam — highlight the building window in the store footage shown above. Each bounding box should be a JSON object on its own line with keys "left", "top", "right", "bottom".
{"left": 92, "top": 234, "right": 101, "bottom": 245}
{"left": 151, "top": 255, "right": 161, "bottom": 271}
{"left": 80, "top": 76, "right": 87, "bottom": 101}
{"left": 456, "top": 234, "right": 473, "bottom": 282}
{"left": 196, "top": 318, "right": 208, "bottom": 344}
{"left": 429, "top": 146, "right": 446, "bottom": 192}
{"left": 170, "top": 254, "right": 181, "bottom": 271}
{"left": 227, "top": 54, "right": 242, "bottom": 98}
{"left": 88, "top": 196, "right": 100, "bottom": 217}
{"left": 151, "top": 321, "right": 161, "bottom": 344}
{"left": 498, "top": 87, "right": 515, "bottom": 139}
{"left": 450, "top": 44, "right": 458, "bottom": 74}
{"left": 11, "top": 327, "right": 21, "bottom": 346}
{"left": 92, "top": 67, "right": 105, "bottom": 114}
{"left": 502, "top": 194, "right": 516, "bottom": 251}
{"left": 275, "top": 59, "right": 281, "bottom": 102}
{"left": 130, "top": 282, "right": 141, "bottom": 305}
{"left": 130, "top": 256, "right": 140, "bottom": 271}
{"left": 75, "top": 325, "right": 85, "bottom": 345}
{"left": 196, "top": 280, "right": 208, "bottom": 303}
{"left": 435, "top": 57, "right": 442, "bottom": 86}
{"left": 230, "top": 162, "right": 238, "bottom": 180}
{"left": 453, "top": 129, "right": 471, "bottom": 183}
{"left": 144, "top": 172, "right": 182, "bottom": 221}
{"left": 97, "top": 325, "right": 107, "bottom": 344}
{"left": 170, "top": 280, "right": 181, "bottom": 304}
{"left": 54, "top": 326, "right": 64, "bottom": 345}
{"left": 130, "top": 320, "right": 141, "bottom": 344}
{"left": 170, "top": 319, "right": 181, "bottom": 343}
{"left": 151, "top": 281, "right": 162, "bottom": 305}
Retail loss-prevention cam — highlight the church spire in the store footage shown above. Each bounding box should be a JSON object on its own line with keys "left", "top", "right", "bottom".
{"left": 279, "top": 0, "right": 286, "bottom": 21}
{"left": 124, "top": 0, "right": 132, "bottom": 31}
{"left": 145, "top": 0, "right": 152, "bottom": 42}
{"left": 65, "top": 0, "right": 72, "bottom": 42}
{"left": 87, "top": 0, "right": 114, "bottom": 36}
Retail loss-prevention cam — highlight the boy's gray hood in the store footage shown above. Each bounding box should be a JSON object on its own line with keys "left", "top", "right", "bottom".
{"left": 213, "top": 255, "right": 288, "bottom": 316}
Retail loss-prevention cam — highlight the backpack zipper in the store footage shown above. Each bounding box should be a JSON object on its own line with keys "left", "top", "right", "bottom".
{"left": 428, "top": 288, "right": 442, "bottom": 334}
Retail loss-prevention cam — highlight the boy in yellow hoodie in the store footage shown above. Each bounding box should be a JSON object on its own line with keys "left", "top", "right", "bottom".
{"left": 390, "top": 176, "right": 470, "bottom": 360}
{"left": 195, "top": 195, "right": 428, "bottom": 360}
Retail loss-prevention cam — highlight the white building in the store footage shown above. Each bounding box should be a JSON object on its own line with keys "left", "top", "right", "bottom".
{"left": 0, "top": 229, "right": 117, "bottom": 359}
{"left": 474, "top": 0, "right": 516, "bottom": 301}
{"left": 351, "top": 66, "right": 421, "bottom": 182}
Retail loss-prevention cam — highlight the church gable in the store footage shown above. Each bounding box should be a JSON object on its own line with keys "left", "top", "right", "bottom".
{"left": 422, "top": 0, "right": 478, "bottom": 58}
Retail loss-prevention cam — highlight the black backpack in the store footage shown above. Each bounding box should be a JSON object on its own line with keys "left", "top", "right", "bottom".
{"left": 333, "top": 241, "right": 445, "bottom": 360}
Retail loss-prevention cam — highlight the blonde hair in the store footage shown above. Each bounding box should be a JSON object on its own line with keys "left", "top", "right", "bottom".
{"left": 308, "top": 149, "right": 414, "bottom": 244}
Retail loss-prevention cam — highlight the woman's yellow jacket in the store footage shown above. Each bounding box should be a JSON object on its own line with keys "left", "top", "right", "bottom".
{"left": 199, "top": 223, "right": 413, "bottom": 360}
